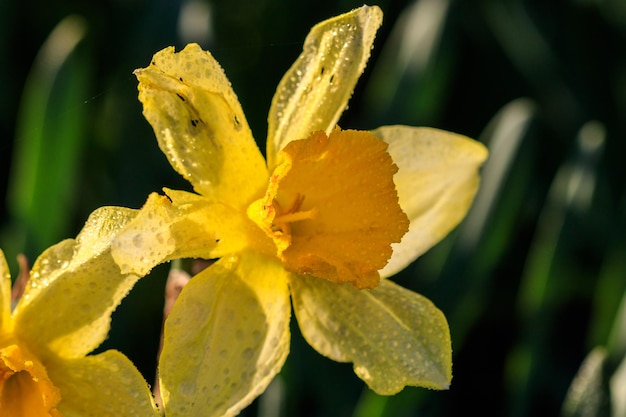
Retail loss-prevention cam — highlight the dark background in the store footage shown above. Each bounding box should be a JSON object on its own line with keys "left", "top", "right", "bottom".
{"left": 2, "top": 0, "right": 625, "bottom": 416}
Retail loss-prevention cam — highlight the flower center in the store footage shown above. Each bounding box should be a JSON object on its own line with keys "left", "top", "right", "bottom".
{"left": 0, "top": 343, "right": 62, "bottom": 417}
{"left": 248, "top": 128, "right": 409, "bottom": 289}
{"left": 269, "top": 194, "right": 317, "bottom": 235}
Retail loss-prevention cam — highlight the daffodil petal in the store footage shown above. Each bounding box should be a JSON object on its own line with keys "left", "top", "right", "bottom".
{"left": 112, "top": 190, "right": 251, "bottom": 276}
{"left": 159, "top": 251, "right": 291, "bottom": 417}
{"left": 266, "top": 5, "right": 383, "bottom": 169}
{"left": 0, "top": 250, "right": 11, "bottom": 333}
{"left": 135, "top": 43, "right": 268, "bottom": 207}
{"left": 14, "top": 207, "right": 140, "bottom": 359}
{"left": 46, "top": 350, "right": 159, "bottom": 417}
{"left": 290, "top": 275, "right": 452, "bottom": 393}
{"left": 373, "top": 126, "right": 488, "bottom": 277}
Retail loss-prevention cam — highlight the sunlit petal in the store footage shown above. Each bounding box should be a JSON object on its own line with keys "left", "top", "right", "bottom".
{"left": 47, "top": 350, "right": 159, "bottom": 417}
{"left": 266, "top": 5, "right": 383, "bottom": 169}
{"left": 136, "top": 43, "right": 268, "bottom": 207}
{"left": 112, "top": 190, "right": 258, "bottom": 277}
{"left": 0, "top": 250, "right": 11, "bottom": 333}
{"left": 373, "top": 126, "right": 488, "bottom": 277}
{"left": 290, "top": 275, "right": 452, "bottom": 393}
{"left": 159, "top": 251, "right": 291, "bottom": 417}
{"left": 13, "top": 207, "right": 140, "bottom": 359}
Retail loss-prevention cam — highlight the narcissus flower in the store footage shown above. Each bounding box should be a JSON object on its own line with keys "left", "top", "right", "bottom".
{"left": 0, "top": 208, "right": 159, "bottom": 417}
{"left": 112, "top": 5, "right": 487, "bottom": 417}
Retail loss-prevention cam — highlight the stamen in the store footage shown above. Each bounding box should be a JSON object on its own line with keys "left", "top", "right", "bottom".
{"left": 274, "top": 208, "right": 317, "bottom": 224}
{"left": 269, "top": 194, "right": 316, "bottom": 234}
{"left": 280, "top": 193, "right": 305, "bottom": 214}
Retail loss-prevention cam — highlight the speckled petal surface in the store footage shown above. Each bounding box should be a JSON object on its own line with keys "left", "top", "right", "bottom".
{"left": 290, "top": 274, "right": 452, "bottom": 393}
{"left": 46, "top": 350, "right": 159, "bottom": 417}
{"left": 13, "top": 207, "right": 140, "bottom": 359}
{"left": 111, "top": 189, "right": 258, "bottom": 277}
{"left": 373, "top": 126, "right": 488, "bottom": 278}
{"left": 159, "top": 251, "right": 291, "bottom": 417}
{"left": 135, "top": 43, "right": 268, "bottom": 207}
{"left": 266, "top": 5, "right": 383, "bottom": 169}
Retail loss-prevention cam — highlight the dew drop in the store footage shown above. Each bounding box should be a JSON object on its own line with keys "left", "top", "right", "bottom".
{"left": 241, "top": 347, "right": 254, "bottom": 360}
{"left": 178, "top": 381, "right": 197, "bottom": 396}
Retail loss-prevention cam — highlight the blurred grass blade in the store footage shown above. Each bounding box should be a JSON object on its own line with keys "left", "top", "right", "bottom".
{"left": 562, "top": 288, "right": 626, "bottom": 417}
{"left": 561, "top": 347, "right": 610, "bottom": 417}
{"left": 353, "top": 387, "right": 436, "bottom": 417}
{"left": 177, "top": 0, "right": 214, "bottom": 47}
{"left": 6, "top": 15, "right": 89, "bottom": 259}
{"left": 589, "top": 240, "right": 626, "bottom": 353}
{"left": 518, "top": 121, "right": 605, "bottom": 317}
{"left": 484, "top": 1, "right": 581, "bottom": 134}
{"left": 257, "top": 377, "right": 285, "bottom": 417}
{"left": 363, "top": 0, "right": 451, "bottom": 125}
{"left": 352, "top": 389, "right": 388, "bottom": 417}
{"left": 430, "top": 98, "right": 534, "bottom": 344}
{"left": 458, "top": 98, "right": 535, "bottom": 251}
{"left": 610, "top": 350, "right": 626, "bottom": 417}
{"left": 607, "top": 287, "right": 626, "bottom": 367}
{"left": 508, "top": 120, "right": 605, "bottom": 415}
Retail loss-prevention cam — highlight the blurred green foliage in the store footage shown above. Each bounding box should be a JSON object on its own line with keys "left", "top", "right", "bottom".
{"left": 1, "top": 0, "right": 626, "bottom": 416}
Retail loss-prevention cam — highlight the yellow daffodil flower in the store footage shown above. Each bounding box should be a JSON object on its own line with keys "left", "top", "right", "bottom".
{"left": 0, "top": 208, "right": 159, "bottom": 417}
{"left": 112, "top": 5, "right": 487, "bottom": 417}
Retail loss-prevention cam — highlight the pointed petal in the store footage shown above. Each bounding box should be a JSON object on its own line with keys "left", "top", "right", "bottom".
{"left": 47, "top": 350, "right": 159, "bottom": 417}
{"left": 267, "top": 5, "right": 383, "bottom": 169}
{"left": 13, "top": 207, "right": 141, "bottom": 359}
{"left": 159, "top": 251, "right": 291, "bottom": 417}
{"left": 135, "top": 43, "right": 268, "bottom": 207}
{"left": 290, "top": 275, "right": 452, "bottom": 393}
{"left": 373, "top": 126, "right": 488, "bottom": 277}
{"left": 111, "top": 190, "right": 254, "bottom": 277}
{"left": 0, "top": 250, "right": 11, "bottom": 333}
